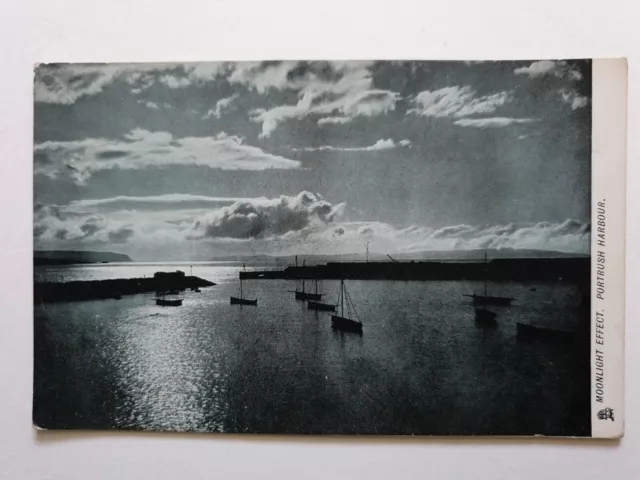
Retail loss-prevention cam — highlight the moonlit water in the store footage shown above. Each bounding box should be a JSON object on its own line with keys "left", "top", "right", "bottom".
{"left": 34, "top": 262, "right": 590, "bottom": 435}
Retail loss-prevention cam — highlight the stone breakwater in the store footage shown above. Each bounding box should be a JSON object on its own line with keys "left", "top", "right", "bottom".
{"left": 34, "top": 271, "right": 216, "bottom": 304}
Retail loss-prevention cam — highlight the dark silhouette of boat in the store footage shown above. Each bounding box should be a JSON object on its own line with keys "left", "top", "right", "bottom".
{"left": 331, "top": 280, "right": 363, "bottom": 334}
{"left": 307, "top": 300, "right": 336, "bottom": 311}
{"left": 474, "top": 307, "right": 497, "bottom": 325}
{"left": 230, "top": 296, "right": 257, "bottom": 305}
{"left": 516, "top": 322, "right": 574, "bottom": 342}
{"left": 295, "top": 277, "right": 324, "bottom": 301}
{"left": 156, "top": 298, "right": 183, "bottom": 307}
{"left": 464, "top": 253, "right": 515, "bottom": 306}
{"left": 162, "top": 289, "right": 181, "bottom": 295}
{"left": 230, "top": 273, "right": 257, "bottom": 306}
{"left": 464, "top": 293, "right": 514, "bottom": 306}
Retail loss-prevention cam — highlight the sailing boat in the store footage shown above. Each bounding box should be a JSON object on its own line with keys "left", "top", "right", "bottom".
{"left": 230, "top": 265, "right": 257, "bottom": 305}
{"left": 463, "top": 252, "right": 515, "bottom": 306}
{"left": 308, "top": 299, "right": 336, "bottom": 311}
{"left": 307, "top": 280, "right": 335, "bottom": 311}
{"left": 295, "top": 277, "right": 323, "bottom": 301}
{"left": 155, "top": 290, "right": 183, "bottom": 307}
{"left": 331, "top": 280, "right": 363, "bottom": 333}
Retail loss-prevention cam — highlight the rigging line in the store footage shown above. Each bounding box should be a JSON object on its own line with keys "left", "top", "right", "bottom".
{"left": 344, "top": 287, "right": 360, "bottom": 322}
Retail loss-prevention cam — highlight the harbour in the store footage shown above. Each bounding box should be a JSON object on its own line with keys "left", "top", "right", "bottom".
{"left": 239, "top": 257, "right": 590, "bottom": 283}
{"left": 33, "top": 260, "right": 590, "bottom": 435}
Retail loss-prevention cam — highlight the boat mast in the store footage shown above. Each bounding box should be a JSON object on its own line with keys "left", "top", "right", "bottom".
{"left": 484, "top": 252, "right": 488, "bottom": 297}
{"left": 242, "top": 262, "right": 246, "bottom": 299}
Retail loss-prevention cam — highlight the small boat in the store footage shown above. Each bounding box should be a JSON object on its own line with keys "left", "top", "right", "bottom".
{"left": 307, "top": 300, "right": 336, "bottom": 311}
{"left": 295, "top": 278, "right": 323, "bottom": 301}
{"left": 112, "top": 294, "right": 122, "bottom": 300}
{"left": 516, "top": 322, "right": 574, "bottom": 342}
{"left": 474, "top": 307, "right": 497, "bottom": 325}
{"left": 193, "top": 288, "right": 201, "bottom": 293}
{"left": 463, "top": 253, "right": 515, "bottom": 306}
{"left": 464, "top": 293, "right": 514, "bottom": 306}
{"left": 230, "top": 275, "right": 257, "bottom": 306}
{"left": 331, "top": 280, "right": 363, "bottom": 334}
{"left": 230, "top": 296, "right": 257, "bottom": 306}
{"left": 156, "top": 298, "right": 183, "bottom": 307}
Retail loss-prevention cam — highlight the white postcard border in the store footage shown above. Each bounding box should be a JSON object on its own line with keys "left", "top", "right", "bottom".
{"left": 591, "top": 58, "right": 626, "bottom": 438}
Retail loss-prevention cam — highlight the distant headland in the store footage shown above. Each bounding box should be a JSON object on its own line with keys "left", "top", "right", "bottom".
{"left": 34, "top": 250, "right": 133, "bottom": 266}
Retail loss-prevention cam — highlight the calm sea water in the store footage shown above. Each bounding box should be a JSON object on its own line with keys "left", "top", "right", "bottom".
{"left": 34, "top": 262, "right": 590, "bottom": 435}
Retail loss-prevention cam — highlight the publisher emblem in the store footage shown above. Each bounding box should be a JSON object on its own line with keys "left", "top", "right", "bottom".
{"left": 597, "top": 407, "right": 615, "bottom": 421}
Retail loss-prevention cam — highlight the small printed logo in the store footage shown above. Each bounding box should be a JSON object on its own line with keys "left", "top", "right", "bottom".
{"left": 597, "top": 407, "right": 615, "bottom": 421}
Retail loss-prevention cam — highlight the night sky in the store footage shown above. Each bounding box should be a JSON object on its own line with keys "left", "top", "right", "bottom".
{"left": 34, "top": 60, "right": 591, "bottom": 260}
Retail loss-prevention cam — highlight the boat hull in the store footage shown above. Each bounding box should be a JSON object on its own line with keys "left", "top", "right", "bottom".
{"left": 474, "top": 308, "right": 497, "bottom": 324}
{"left": 331, "top": 315, "right": 363, "bottom": 333}
{"left": 230, "top": 296, "right": 257, "bottom": 305}
{"left": 307, "top": 301, "right": 336, "bottom": 311}
{"left": 295, "top": 291, "right": 323, "bottom": 301}
{"left": 465, "top": 294, "right": 514, "bottom": 306}
{"left": 156, "top": 298, "right": 183, "bottom": 307}
{"left": 516, "top": 322, "right": 573, "bottom": 342}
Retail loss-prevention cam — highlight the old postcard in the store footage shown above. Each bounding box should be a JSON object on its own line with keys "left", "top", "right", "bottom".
{"left": 33, "top": 59, "right": 625, "bottom": 437}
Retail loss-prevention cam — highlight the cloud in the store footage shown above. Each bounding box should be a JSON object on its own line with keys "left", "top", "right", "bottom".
{"left": 195, "top": 191, "right": 345, "bottom": 239}
{"left": 203, "top": 93, "right": 240, "bottom": 119}
{"left": 297, "top": 218, "right": 589, "bottom": 255}
{"left": 34, "top": 202, "right": 198, "bottom": 255}
{"left": 137, "top": 100, "right": 160, "bottom": 110}
{"left": 108, "top": 227, "right": 135, "bottom": 244}
{"left": 155, "top": 63, "right": 236, "bottom": 90}
{"left": 34, "top": 204, "right": 136, "bottom": 246}
{"left": 158, "top": 75, "right": 192, "bottom": 89}
{"left": 34, "top": 192, "right": 590, "bottom": 257}
{"left": 295, "top": 138, "right": 411, "bottom": 152}
{"left": 514, "top": 60, "right": 582, "bottom": 80}
{"left": 34, "top": 63, "right": 177, "bottom": 104}
{"left": 67, "top": 194, "right": 252, "bottom": 213}
{"left": 453, "top": 117, "right": 536, "bottom": 128}
{"left": 34, "top": 62, "right": 233, "bottom": 104}
{"left": 228, "top": 61, "right": 303, "bottom": 93}
{"left": 317, "top": 116, "right": 353, "bottom": 125}
{"left": 407, "top": 219, "right": 589, "bottom": 253}
{"left": 34, "top": 129, "right": 300, "bottom": 182}
{"left": 559, "top": 89, "right": 589, "bottom": 110}
{"left": 186, "top": 63, "right": 231, "bottom": 82}
{"left": 408, "top": 86, "right": 510, "bottom": 118}
{"left": 239, "top": 62, "right": 400, "bottom": 137}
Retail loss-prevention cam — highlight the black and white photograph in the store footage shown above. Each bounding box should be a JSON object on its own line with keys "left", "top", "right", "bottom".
{"left": 34, "top": 60, "right": 593, "bottom": 436}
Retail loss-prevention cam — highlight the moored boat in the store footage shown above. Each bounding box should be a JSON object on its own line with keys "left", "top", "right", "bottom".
{"left": 230, "top": 273, "right": 257, "bottom": 306}
{"left": 331, "top": 314, "right": 363, "bottom": 333}
{"left": 464, "top": 293, "right": 514, "bottom": 306}
{"left": 295, "top": 277, "right": 324, "bottom": 301}
{"left": 230, "top": 296, "right": 258, "bottom": 306}
{"left": 330, "top": 279, "right": 363, "bottom": 334}
{"left": 516, "top": 322, "right": 574, "bottom": 342}
{"left": 296, "top": 290, "right": 323, "bottom": 301}
{"left": 156, "top": 298, "right": 183, "bottom": 307}
{"left": 463, "top": 252, "right": 515, "bottom": 306}
{"left": 307, "top": 300, "right": 336, "bottom": 311}
{"left": 474, "top": 307, "right": 497, "bottom": 325}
